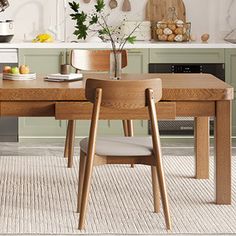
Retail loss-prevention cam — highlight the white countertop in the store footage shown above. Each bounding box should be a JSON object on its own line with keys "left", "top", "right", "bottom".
{"left": 0, "top": 40, "right": 235, "bottom": 49}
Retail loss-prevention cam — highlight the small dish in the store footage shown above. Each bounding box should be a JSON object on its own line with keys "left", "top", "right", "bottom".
{"left": 3, "top": 73, "right": 36, "bottom": 81}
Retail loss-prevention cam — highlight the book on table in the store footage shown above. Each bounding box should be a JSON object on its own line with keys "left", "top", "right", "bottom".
{"left": 45, "top": 73, "right": 83, "bottom": 82}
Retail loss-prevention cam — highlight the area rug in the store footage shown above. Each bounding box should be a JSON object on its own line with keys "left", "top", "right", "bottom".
{"left": 0, "top": 154, "right": 235, "bottom": 235}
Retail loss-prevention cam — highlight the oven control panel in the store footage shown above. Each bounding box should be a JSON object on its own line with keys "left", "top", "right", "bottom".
{"left": 171, "top": 65, "right": 203, "bottom": 73}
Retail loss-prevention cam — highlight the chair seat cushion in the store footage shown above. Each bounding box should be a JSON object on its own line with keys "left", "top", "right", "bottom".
{"left": 80, "top": 136, "right": 153, "bottom": 156}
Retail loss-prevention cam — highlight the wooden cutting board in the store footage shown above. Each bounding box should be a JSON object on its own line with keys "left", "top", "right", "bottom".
{"left": 146, "top": 0, "right": 186, "bottom": 22}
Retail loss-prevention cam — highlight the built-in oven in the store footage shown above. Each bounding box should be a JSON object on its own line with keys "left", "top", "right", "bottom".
{"left": 149, "top": 63, "right": 225, "bottom": 135}
{"left": 0, "top": 49, "right": 18, "bottom": 141}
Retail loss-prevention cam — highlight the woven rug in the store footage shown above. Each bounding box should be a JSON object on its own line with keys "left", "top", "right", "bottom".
{"left": 0, "top": 154, "right": 235, "bottom": 235}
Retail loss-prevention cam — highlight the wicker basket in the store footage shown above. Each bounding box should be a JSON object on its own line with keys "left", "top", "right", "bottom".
{"left": 155, "top": 21, "right": 191, "bottom": 42}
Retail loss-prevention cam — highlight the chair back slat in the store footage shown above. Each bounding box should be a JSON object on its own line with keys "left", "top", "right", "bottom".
{"left": 71, "top": 50, "right": 127, "bottom": 71}
{"left": 85, "top": 78, "right": 162, "bottom": 109}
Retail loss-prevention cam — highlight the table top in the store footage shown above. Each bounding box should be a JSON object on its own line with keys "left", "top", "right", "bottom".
{"left": 0, "top": 73, "right": 233, "bottom": 101}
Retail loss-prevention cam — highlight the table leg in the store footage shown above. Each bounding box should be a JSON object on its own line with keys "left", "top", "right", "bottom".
{"left": 67, "top": 120, "right": 76, "bottom": 168}
{"left": 122, "top": 120, "right": 129, "bottom": 136}
{"left": 64, "top": 121, "right": 71, "bottom": 158}
{"left": 194, "top": 117, "right": 209, "bottom": 179}
{"left": 123, "top": 120, "right": 135, "bottom": 168}
{"left": 215, "top": 100, "right": 232, "bottom": 204}
{"left": 127, "top": 120, "right": 134, "bottom": 137}
{"left": 122, "top": 120, "right": 134, "bottom": 137}
{"left": 127, "top": 120, "right": 134, "bottom": 168}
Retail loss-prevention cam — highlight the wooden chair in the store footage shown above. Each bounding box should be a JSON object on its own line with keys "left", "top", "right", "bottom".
{"left": 64, "top": 50, "right": 133, "bottom": 168}
{"left": 77, "top": 78, "right": 172, "bottom": 230}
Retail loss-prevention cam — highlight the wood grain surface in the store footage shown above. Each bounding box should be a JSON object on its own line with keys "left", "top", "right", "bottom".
{"left": 55, "top": 101, "right": 176, "bottom": 120}
{"left": 0, "top": 73, "right": 233, "bottom": 101}
{"left": 85, "top": 78, "right": 162, "bottom": 109}
{"left": 71, "top": 50, "right": 127, "bottom": 71}
{"left": 194, "top": 117, "right": 210, "bottom": 179}
{"left": 215, "top": 100, "right": 232, "bottom": 204}
{"left": 146, "top": 0, "right": 186, "bottom": 22}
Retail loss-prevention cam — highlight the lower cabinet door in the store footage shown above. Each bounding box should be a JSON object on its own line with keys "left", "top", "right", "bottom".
{"left": 19, "top": 49, "right": 67, "bottom": 138}
{"left": 225, "top": 49, "right": 236, "bottom": 136}
{"left": 19, "top": 118, "right": 67, "bottom": 138}
{"left": 76, "top": 120, "right": 148, "bottom": 137}
{"left": 19, "top": 49, "right": 149, "bottom": 138}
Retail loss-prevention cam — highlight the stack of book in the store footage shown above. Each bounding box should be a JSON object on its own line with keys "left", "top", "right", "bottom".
{"left": 45, "top": 73, "right": 83, "bottom": 82}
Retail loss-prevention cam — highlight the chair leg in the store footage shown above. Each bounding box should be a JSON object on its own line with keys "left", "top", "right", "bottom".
{"left": 67, "top": 120, "right": 76, "bottom": 168}
{"left": 127, "top": 120, "right": 135, "bottom": 168}
{"left": 151, "top": 166, "right": 160, "bottom": 213}
{"left": 122, "top": 120, "right": 129, "bottom": 136}
{"left": 78, "top": 152, "right": 95, "bottom": 229}
{"left": 122, "top": 120, "right": 135, "bottom": 168}
{"left": 77, "top": 150, "right": 86, "bottom": 213}
{"left": 155, "top": 149, "right": 172, "bottom": 230}
{"left": 64, "top": 121, "right": 70, "bottom": 158}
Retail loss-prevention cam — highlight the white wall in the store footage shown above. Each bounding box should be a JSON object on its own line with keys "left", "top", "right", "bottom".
{"left": 0, "top": 0, "right": 235, "bottom": 42}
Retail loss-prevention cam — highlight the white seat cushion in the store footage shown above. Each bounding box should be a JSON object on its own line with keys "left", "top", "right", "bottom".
{"left": 80, "top": 136, "right": 153, "bottom": 156}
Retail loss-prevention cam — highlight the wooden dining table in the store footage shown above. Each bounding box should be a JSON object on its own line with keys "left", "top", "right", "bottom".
{"left": 0, "top": 73, "right": 234, "bottom": 205}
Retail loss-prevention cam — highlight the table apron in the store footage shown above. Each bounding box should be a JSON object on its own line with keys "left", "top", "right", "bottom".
{"left": 0, "top": 101, "right": 215, "bottom": 119}
{"left": 176, "top": 101, "right": 215, "bottom": 117}
{"left": 55, "top": 101, "right": 215, "bottom": 120}
{"left": 0, "top": 102, "right": 55, "bottom": 117}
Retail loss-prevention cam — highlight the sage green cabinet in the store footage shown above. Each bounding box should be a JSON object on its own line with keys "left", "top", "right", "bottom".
{"left": 18, "top": 48, "right": 149, "bottom": 138}
{"left": 17, "top": 48, "right": 235, "bottom": 138}
{"left": 19, "top": 49, "right": 66, "bottom": 73}
{"left": 123, "top": 49, "right": 149, "bottom": 135}
{"left": 19, "top": 49, "right": 67, "bottom": 138}
{"left": 149, "top": 49, "right": 225, "bottom": 63}
{"left": 225, "top": 49, "right": 236, "bottom": 136}
{"left": 123, "top": 49, "right": 149, "bottom": 73}
{"left": 20, "top": 118, "right": 67, "bottom": 138}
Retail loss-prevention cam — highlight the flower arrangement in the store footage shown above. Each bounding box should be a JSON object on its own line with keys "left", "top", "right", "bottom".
{"left": 69, "top": 0, "right": 140, "bottom": 78}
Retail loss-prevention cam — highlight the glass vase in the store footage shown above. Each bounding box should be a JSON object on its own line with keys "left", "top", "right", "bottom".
{"left": 110, "top": 51, "right": 122, "bottom": 80}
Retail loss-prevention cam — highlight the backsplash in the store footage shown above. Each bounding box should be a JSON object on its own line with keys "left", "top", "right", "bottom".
{"left": 0, "top": 0, "right": 235, "bottom": 42}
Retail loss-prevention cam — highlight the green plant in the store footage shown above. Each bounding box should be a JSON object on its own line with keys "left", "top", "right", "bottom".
{"left": 69, "top": 0, "right": 139, "bottom": 52}
{"left": 69, "top": 0, "right": 140, "bottom": 79}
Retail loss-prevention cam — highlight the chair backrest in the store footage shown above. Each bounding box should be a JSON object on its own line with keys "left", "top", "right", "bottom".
{"left": 85, "top": 78, "right": 162, "bottom": 110}
{"left": 85, "top": 78, "right": 163, "bottom": 167}
{"left": 71, "top": 50, "right": 128, "bottom": 71}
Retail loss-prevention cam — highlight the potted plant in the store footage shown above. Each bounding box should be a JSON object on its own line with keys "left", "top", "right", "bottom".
{"left": 69, "top": 0, "right": 140, "bottom": 79}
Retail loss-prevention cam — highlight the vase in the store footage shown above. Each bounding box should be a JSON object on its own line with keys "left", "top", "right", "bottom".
{"left": 109, "top": 51, "right": 122, "bottom": 80}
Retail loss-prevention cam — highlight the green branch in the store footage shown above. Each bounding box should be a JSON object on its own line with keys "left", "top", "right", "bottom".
{"left": 69, "top": 0, "right": 138, "bottom": 52}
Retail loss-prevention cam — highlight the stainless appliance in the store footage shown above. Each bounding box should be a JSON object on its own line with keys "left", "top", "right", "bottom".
{"left": 0, "top": 49, "right": 18, "bottom": 142}
{"left": 149, "top": 63, "right": 225, "bottom": 135}
{"left": 0, "top": 20, "right": 14, "bottom": 42}
{"left": 0, "top": 0, "right": 14, "bottom": 43}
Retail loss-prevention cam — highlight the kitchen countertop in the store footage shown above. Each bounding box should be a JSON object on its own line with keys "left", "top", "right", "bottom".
{"left": 0, "top": 40, "right": 236, "bottom": 49}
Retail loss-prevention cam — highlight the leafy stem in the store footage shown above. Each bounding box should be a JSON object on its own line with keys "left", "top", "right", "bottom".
{"left": 69, "top": 0, "right": 138, "bottom": 51}
{"left": 69, "top": 0, "right": 139, "bottom": 78}
{"left": 119, "top": 23, "right": 141, "bottom": 51}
